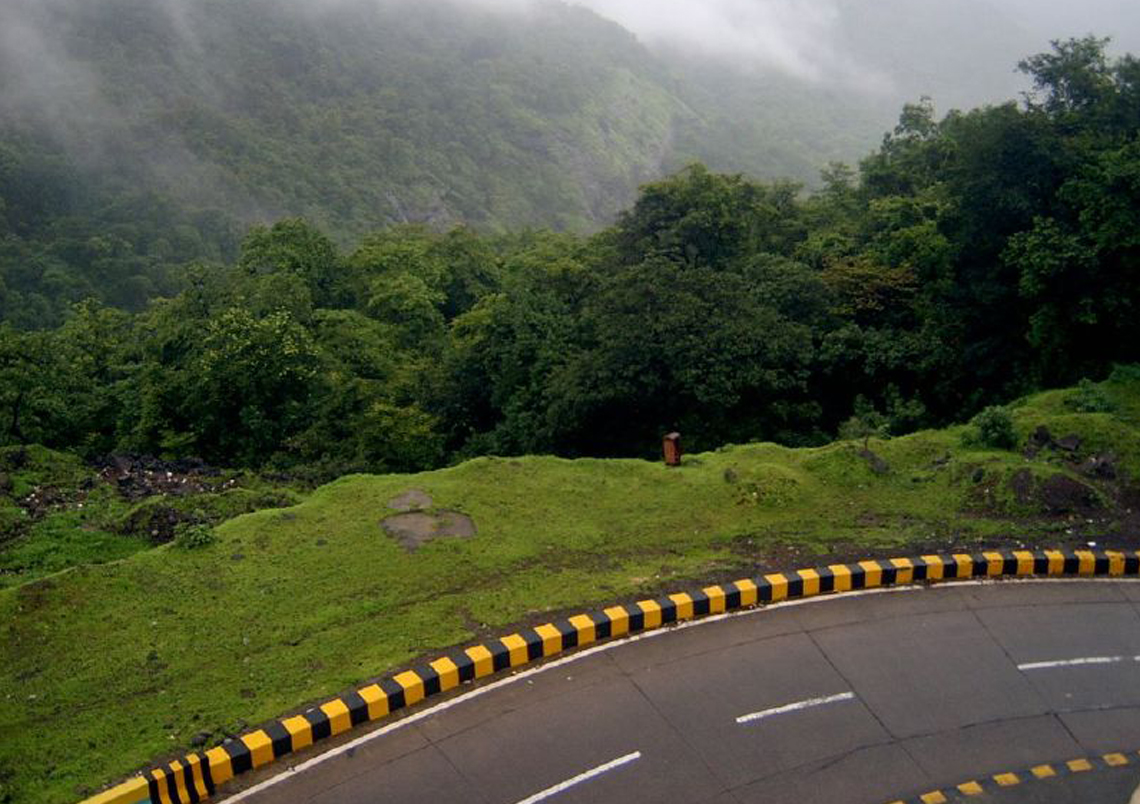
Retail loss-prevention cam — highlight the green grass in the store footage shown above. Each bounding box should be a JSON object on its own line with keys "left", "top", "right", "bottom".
{"left": 3, "top": 376, "right": 1140, "bottom": 804}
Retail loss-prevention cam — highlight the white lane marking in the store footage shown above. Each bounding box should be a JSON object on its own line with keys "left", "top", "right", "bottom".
{"left": 221, "top": 577, "right": 1140, "bottom": 802}
{"left": 1018, "top": 655, "right": 1140, "bottom": 671}
{"left": 512, "top": 752, "right": 641, "bottom": 804}
{"left": 736, "top": 691, "right": 856, "bottom": 724}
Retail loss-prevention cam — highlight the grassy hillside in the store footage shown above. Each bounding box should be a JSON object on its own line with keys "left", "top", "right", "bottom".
{"left": 3, "top": 373, "right": 1140, "bottom": 803}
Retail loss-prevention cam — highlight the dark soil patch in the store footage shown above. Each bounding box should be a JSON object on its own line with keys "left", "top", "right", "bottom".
{"left": 387, "top": 489, "right": 433, "bottom": 512}
{"left": 381, "top": 510, "right": 477, "bottom": 551}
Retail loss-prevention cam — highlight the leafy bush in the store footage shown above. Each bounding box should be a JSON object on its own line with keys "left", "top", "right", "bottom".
{"left": 966, "top": 406, "right": 1018, "bottom": 450}
{"left": 1066, "top": 378, "right": 1115, "bottom": 413}
{"left": 174, "top": 522, "right": 216, "bottom": 550}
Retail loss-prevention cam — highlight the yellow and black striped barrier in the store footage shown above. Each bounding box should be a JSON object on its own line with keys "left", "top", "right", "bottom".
{"left": 888, "top": 749, "right": 1140, "bottom": 803}
{"left": 82, "top": 548, "right": 1140, "bottom": 804}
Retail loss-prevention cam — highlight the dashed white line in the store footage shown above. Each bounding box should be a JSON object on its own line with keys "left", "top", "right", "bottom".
{"left": 512, "top": 752, "right": 642, "bottom": 804}
{"left": 1018, "top": 655, "right": 1140, "bottom": 671}
{"left": 736, "top": 691, "right": 856, "bottom": 724}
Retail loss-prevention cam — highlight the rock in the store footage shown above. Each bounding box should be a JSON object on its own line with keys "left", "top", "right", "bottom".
{"left": 1039, "top": 474, "right": 1099, "bottom": 514}
{"left": 858, "top": 448, "right": 891, "bottom": 476}
{"left": 1078, "top": 454, "right": 1117, "bottom": 480}
{"left": 1030, "top": 425, "right": 1055, "bottom": 448}
{"left": 723, "top": 467, "right": 739, "bottom": 484}
{"left": 1007, "top": 468, "right": 1035, "bottom": 506}
{"left": 1056, "top": 434, "right": 1082, "bottom": 452}
{"left": 191, "top": 731, "right": 211, "bottom": 747}
{"left": 971, "top": 468, "right": 986, "bottom": 484}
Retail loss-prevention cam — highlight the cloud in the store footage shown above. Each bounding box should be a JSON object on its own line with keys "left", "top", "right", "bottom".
{"left": 572, "top": 0, "right": 844, "bottom": 80}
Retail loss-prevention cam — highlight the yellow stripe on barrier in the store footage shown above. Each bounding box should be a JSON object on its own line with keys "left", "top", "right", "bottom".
{"left": 670, "top": 592, "right": 695, "bottom": 621}
{"left": 859, "top": 560, "right": 882, "bottom": 587}
{"left": 890, "top": 558, "right": 914, "bottom": 585}
{"left": 168, "top": 761, "right": 190, "bottom": 802}
{"left": 81, "top": 778, "right": 150, "bottom": 804}
{"left": 921, "top": 555, "right": 945, "bottom": 580}
{"left": 1013, "top": 550, "right": 1036, "bottom": 576}
{"left": 830, "top": 564, "right": 853, "bottom": 591}
{"left": 466, "top": 645, "right": 494, "bottom": 678}
{"left": 281, "top": 714, "right": 313, "bottom": 750}
{"left": 241, "top": 731, "right": 274, "bottom": 768}
{"left": 604, "top": 606, "right": 630, "bottom": 636}
{"left": 734, "top": 579, "right": 759, "bottom": 606}
{"left": 534, "top": 623, "right": 563, "bottom": 656}
{"left": 638, "top": 599, "right": 663, "bottom": 629}
{"left": 186, "top": 754, "right": 209, "bottom": 799}
{"left": 569, "top": 614, "right": 596, "bottom": 645}
{"left": 1045, "top": 550, "right": 1065, "bottom": 574}
{"left": 983, "top": 552, "right": 1005, "bottom": 577}
{"left": 952, "top": 554, "right": 973, "bottom": 578}
{"left": 765, "top": 573, "right": 789, "bottom": 602}
{"left": 704, "top": 585, "right": 727, "bottom": 614}
{"left": 204, "top": 747, "right": 233, "bottom": 787}
{"left": 429, "top": 657, "right": 461, "bottom": 692}
{"left": 391, "top": 672, "right": 426, "bottom": 707}
{"left": 798, "top": 568, "right": 821, "bottom": 597}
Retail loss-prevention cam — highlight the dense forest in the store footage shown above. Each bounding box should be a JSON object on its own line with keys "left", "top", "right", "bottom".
{"left": 2, "top": 36, "right": 1137, "bottom": 478}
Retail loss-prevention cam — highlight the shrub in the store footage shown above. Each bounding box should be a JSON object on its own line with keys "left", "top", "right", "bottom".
{"left": 174, "top": 522, "right": 216, "bottom": 550}
{"left": 1066, "top": 378, "right": 1115, "bottom": 413}
{"left": 966, "top": 406, "right": 1018, "bottom": 450}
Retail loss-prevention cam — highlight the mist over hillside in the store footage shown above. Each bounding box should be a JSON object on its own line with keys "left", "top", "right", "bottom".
{"left": 0, "top": 0, "right": 1136, "bottom": 324}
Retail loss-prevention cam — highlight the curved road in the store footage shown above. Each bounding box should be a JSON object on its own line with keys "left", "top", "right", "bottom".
{"left": 225, "top": 580, "right": 1140, "bottom": 804}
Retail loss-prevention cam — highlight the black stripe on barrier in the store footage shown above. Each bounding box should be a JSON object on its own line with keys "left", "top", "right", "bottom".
{"left": 518, "top": 628, "right": 544, "bottom": 661}
{"left": 222, "top": 740, "right": 252, "bottom": 776}
{"left": 146, "top": 770, "right": 162, "bottom": 804}
{"left": 787, "top": 575, "right": 804, "bottom": 599}
{"left": 911, "top": 558, "right": 928, "bottom": 582}
{"left": 626, "top": 605, "right": 645, "bottom": 633}
{"left": 691, "top": 589, "right": 711, "bottom": 616}
{"left": 489, "top": 640, "right": 511, "bottom": 671}
{"left": 817, "top": 566, "right": 837, "bottom": 592}
{"left": 162, "top": 767, "right": 179, "bottom": 804}
{"left": 302, "top": 707, "right": 332, "bottom": 742}
{"left": 197, "top": 752, "right": 215, "bottom": 796}
{"left": 594, "top": 611, "right": 613, "bottom": 640}
{"left": 452, "top": 651, "right": 476, "bottom": 683}
{"left": 553, "top": 619, "right": 578, "bottom": 649}
{"left": 880, "top": 562, "right": 898, "bottom": 586}
{"left": 263, "top": 721, "right": 292, "bottom": 758}
{"left": 180, "top": 762, "right": 200, "bottom": 804}
{"left": 1126, "top": 554, "right": 1140, "bottom": 575}
{"left": 850, "top": 565, "right": 867, "bottom": 589}
{"left": 972, "top": 554, "right": 989, "bottom": 577}
{"left": 379, "top": 678, "right": 406, "bottom": 712}
{"left": 1063, "top": 551, "right": 1080, "bottom": 574}
{"left": 341, "top": 690, "right": 371, "bottom": 725}
{"left": 657, "top": 596, "right": 678, "bottom": 624}
{"left": 725, "top": 585, "right": 743, "bottom": 609}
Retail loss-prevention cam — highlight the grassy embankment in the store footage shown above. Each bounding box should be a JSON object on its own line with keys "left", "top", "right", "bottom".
{"left": 3, "top": 372, "right": 1140, "bottom": 804}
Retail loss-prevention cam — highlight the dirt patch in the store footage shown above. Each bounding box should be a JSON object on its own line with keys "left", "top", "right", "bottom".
{"left": 387, "top": 489, "right": 433, "bottom": 512}
{"left": 381, "top": 510, "right": 477, "bottom": 551}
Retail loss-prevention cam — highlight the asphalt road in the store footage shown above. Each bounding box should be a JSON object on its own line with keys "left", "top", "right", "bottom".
{"left": 226, "top": 580, "right": 1140, "bottom": 804}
